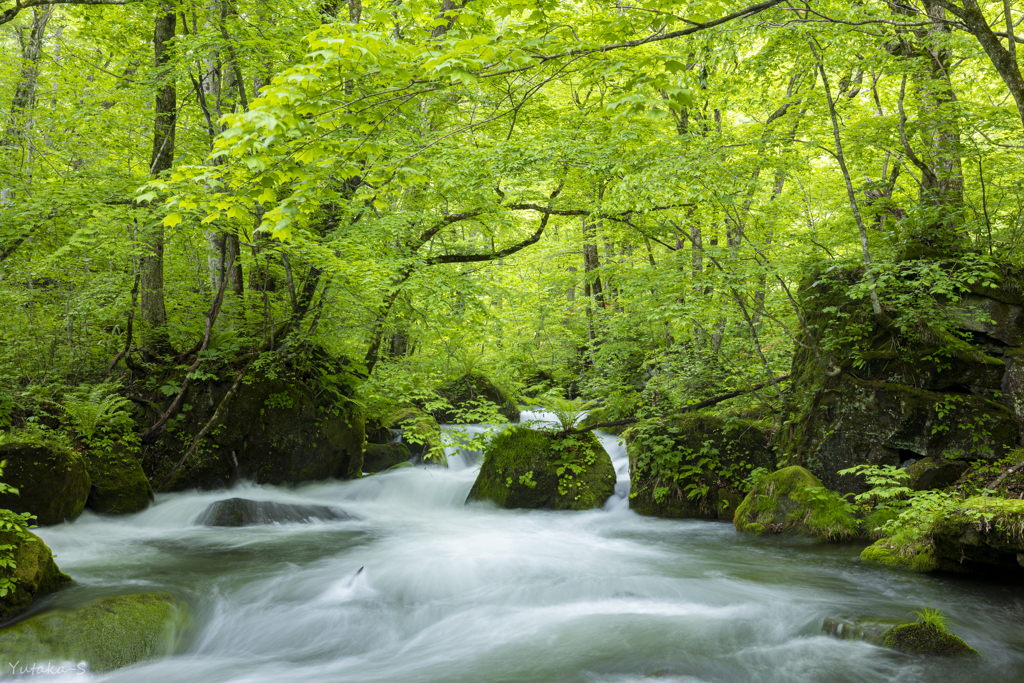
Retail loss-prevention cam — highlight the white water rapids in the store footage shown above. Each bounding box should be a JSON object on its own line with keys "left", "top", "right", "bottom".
{"left": 21, "top": 411, "right": 1024, "bottom": 682}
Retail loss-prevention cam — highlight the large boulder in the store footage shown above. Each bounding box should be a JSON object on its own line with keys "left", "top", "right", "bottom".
{"left": 931, "top": 497, "right": 1024, "bottom": 576}
{"left": 779, "top": 264, "right": 1023, "bottom": 495}
{"left": 733, "top": 466, "right": 859, "bottom": 541}
{"left": 628, "top": 414, "right": 776, "bottom": 519}
{"left": 433, "top": 373, "right": 520, "bottom": 424}
{"left": 467, "top": 427, "right": 615, "bottom": 510}
{"left": 0, "top": 530, "right": 71, "bottom": 624}
{"left": 0, "top": 592, "right": 188, "bottom": 673}
{"left": 362, "top": 442, "right": 411, "bottom": 473}
{"left": 148, "top": 367, "right": 364, "bottom": 491}
{"left": 195, "top": 498, "right": 352, "bottom": 526}
{"left": 0, "top": 438, "right": 90, "bottom": 525}
{"left": 83, "top": 441, "right": 153, "bottom": 515}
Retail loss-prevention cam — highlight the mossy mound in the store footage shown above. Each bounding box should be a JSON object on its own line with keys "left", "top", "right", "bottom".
{"left": 0, "top": 530, "right": 71, "bottom": 624}
{"left": 434, "top": 373, "right": 520, "bottom": 424}
{"left": 0, "top": 592, "right": 189, "bottom": 673}
{"left": 466, "top": 428, "right": 615, "bottom": 510}
{"left": 860, "top": 537, "right": 939, "bottom": 572}
{"left": 733, "top": 466, "right": 859, "bottom": 541}
{"left": 83, "top": 441, "right": 153, "bottom": 515}
{"left": 779, "top": 265, "right": 1022, "bottom": 496}
{"left": 0, "top": 439, "right": 90, "bottom": 526}
{"left": 628, "top": 414, "right": 776, "bottom": 519}
{"left": 148, "top": 364, "right": 364, "bottom": 491}
{"left": 931, "top": 497, "right": 1024, "bottom": 575}
{"left": 362, "top": 442, "right": 411, "bottom": 473}
{"left": 882, "top": 623, "right": 979, "bottom": 656}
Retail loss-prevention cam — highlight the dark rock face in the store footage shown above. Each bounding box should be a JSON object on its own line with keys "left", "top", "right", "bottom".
{"left": 904, "top": 457, "right": 969, "bottom": 491}
{"left": 931, "top": 497, "right": 1024, "bottom": 576}
{"left": 195, "top": 498, "right": 353, "bottom": 527}
{"left": 0, "top": 592, "right": 189, "bottom": 673}
{"left": 467, "top": 428, "right": 614, "bottom": 510}
{"left": 362, "top": 442, "right": 411, "bottom": 473}
{"left": 0, "top": 530, "right": 71, "bottom": 624}
{"left": 150, "top": 370, "right": 364, "bottom": 491}
{"left": 0, "top": 440, "right": 90, "bottom": 525}
{"left": 434, "top": 373, "right": 520, "bottom": 424}
{"left": 83, "top": 441, "right": 153, "bottom": 515}
{"left": 627, "top": 414, "right": 776, "bottom": 519}
{"left": 780, "top": 266, "right": 1023, "bottom": 494}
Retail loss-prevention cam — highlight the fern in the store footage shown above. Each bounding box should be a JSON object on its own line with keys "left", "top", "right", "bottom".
{"left": 536, "top": 391, "right": 588, "bottom": 431}
{"left": 912, "top": 607, "right": 951, "bottom": 633}
{"left": 62, "top": 382, "right": 134, "bottom": 440}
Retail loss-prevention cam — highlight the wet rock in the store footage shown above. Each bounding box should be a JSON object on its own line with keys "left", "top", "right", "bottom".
{"left": 434, "top": 373, "right": 520, "bottom": 424}
{"left": 195, "top": 498, "right": 353, "bottom": 527}
{"left": 822, "top": 617, "right": 978, "bottom": 656}
{"left": 151, "top": 359, "right": 365, "bottom": 491}
{"left": 83, "top": 441, "right": 153, "bottom": 515}
{"left": 904, "top": 457, "right": 968, "bottom": 491}
{"left": 0, "top": 438, "right": 90, "bottom": 525}
{"left": 931, "top": 497, "right": 1024, "bottom": 576}
{"left": 628, "top": 414, "right": 775, "bottom": 519}
{"left": 362, "top": 442, "right": 411, "bottom": 473}
{"left": 860, "top": 537, "right": 938, "bottom": 572}
{"left": 734, "top": 466, "right": 859, "bottom": 541}
{"left": 467, "top": 428, "right": 615, "bottom": 510}
{"left": 0, "top": 592, "right": 189, "bottom": 673}
{"left": 0, "top": 530, "right": 71, "bottom": 624}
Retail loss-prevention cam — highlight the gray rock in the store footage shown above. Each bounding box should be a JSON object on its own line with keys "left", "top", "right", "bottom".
{"left": 822, "top": 616, "right": 908, "bottom": 645}
{"left": 195, "top": 498, "right": 352, "bottom": 527}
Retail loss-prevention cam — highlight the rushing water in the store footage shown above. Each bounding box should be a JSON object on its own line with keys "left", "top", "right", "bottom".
{"left": 21, "top": 412, "right": 1024, "bottom": 682}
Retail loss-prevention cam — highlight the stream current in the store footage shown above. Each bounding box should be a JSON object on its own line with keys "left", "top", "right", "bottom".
{"left": 24, "top": 411, "right": 1024, "bottom": 682}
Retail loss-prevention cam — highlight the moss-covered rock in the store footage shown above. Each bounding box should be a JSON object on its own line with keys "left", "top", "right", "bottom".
{"left": 83, "top": 441, "right": 153, "bottom": 515}
{"left": 434, "top": 373, "right": 520, "bottom": 424}
{"left": 931, "top": 497, "right": 1024, "bottom": 575}
{"left": 466, "top": 428, "right": 615, "bottom": 510}
{"left": 148, "top": 366, "right": 364, "bottom": 491}
{"left": 0, "top": 530, "right": 71, "bottom": 624}
{"left": 628, "top": 414, "right": 776, "bottom": 519}
{"left": 362, "top": 442, "right": 411, "bottom": 473}
{"left": 822, "top": 616, "right": 908, "bottom": 645}
{"left": 882, "top": 623, "right": 979, "bottom": 656}
{"left": 195, "top": 498, "right": 352, "bottom": 526}
{"left": 0, "top": 439, "right": 90, "bottom": 526}
{"left": 733, "top": 466, "right": 859, "bottom": 540}
{"left": 388, "top": 406, "right": 443, "bottom": 463}
{"left": 860, "top": 536, "right": 939, "bottom": 572}
{"left": 0, "top": 592, "right": 188, "bottom": 673}
{"left": 903, "top": 457, "right": 968, "bottom": 491}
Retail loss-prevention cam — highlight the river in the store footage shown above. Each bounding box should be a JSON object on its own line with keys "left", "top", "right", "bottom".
{"left": 26, "top": 412, "right": 1024, "bottom": 682}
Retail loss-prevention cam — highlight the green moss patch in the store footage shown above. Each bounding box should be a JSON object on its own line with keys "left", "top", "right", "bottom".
{"left": 467, "top": 428, "right": 615, "bottom": 510}
{"left": 733, "top": 466, "right": 859, "bottom": 541}
{"left": 83, "top": 441, "right": 153, "bottom": 515}
{"left": 861, "top": 536, "right": 938, "bottom": 572}
{"left": 882, "top": 623, "right": 979, "bottom": 656}
{"left": 0, "top": 530, "right": 71, "bottom": 624}
{"left": 0, "top": 439, "right": 90, "bottom": 526}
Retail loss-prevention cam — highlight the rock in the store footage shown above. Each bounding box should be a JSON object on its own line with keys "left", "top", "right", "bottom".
{"left": 466, "top": 427, "right": 615, "bottom": 510}
{"left": 860, "top": 537, "right": 938, "bottom": 572}
{"left": 434, "top": 373, "right": 520, "bottom": 424}
{"left": 882, "top": 623, "right": 979, "bottom": 656}
{"left": 779, "top": 266, "right": 1022, "bottom": 495}
{"left": 151, "top": 363, "right": 365, "bottom": 491}
{"left": 0, "top": 592, "right": 189, "bottom": 673}
{"left": 387, "top": 407, "right": 442, "bottom": 462}
{"left": 733, "top": 466, "right": 859, "bottom": 541}
{"left": 83, "top": 441, "right": 153, "bottom": 515}
{"left": 0, "top": 438, "right": 90, "bottom": 525}
{"left": 0, "top": 530, "right": 71, "bottom": 624}
{"left": 822, "top": 616, "right": 908, "bottom": 645}
{"left": 362, "top": 442, "right": 411, "bottom": 473}
{"left": 194, "top": 498, "right": 353, "bottom": 526}
{"left": 628, "top": 414, "right": 776, "bottom": 519}
{"left": 904, "top": 457, "right": 968, "bottom": 491}
{"left": 1005, "top": 349, "right": 1024, "bottom": 439}
{"left": 822, "top": 617, "right": 978, "bottom": 656}
{"left": 931, "top": 496, "right": 1024, "bottom": 575}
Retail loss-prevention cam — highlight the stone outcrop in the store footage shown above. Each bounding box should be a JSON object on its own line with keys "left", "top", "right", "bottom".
{"left": 733, "top": 466, "right": 859, "bottom": 541}
{"left": 83, "top": 441, "right": 153, "bottom": 515}
{"left": 0, "top": 438, "right": 90, "bottom": 525}
{"left": 194, "top": 498, "right": 353, "bottom": 526}
{"left": 0, "top": 530, "right": 71, "bottom": 624}
{"left": 433, "top": 373, "right": 520, "bottom": 424}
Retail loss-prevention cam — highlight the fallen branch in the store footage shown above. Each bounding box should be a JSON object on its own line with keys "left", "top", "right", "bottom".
{"left": 559, "top": 374, "right": 791, "bottom": 436}
{"left": 989, "top": 460, "right": 1024, "bottom": 491}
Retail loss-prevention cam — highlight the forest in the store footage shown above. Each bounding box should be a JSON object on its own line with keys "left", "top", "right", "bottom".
{"left": 0, "top": 0, "right": 1023, "bottom": 679}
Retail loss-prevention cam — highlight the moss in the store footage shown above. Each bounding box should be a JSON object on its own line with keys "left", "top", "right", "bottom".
{"left": 362, "top": 442, "right": 411, "bottom": 473}
{"left": 882, "top": 623, "right": 979, "bottom": 656}
{"left": 861, "top": 537, "right": 938, "bottom": 572}
{"left": 434, "top": 373, "right": 520, "bottom": 424}
{"left": 863, "top": 507, "right": 901, "bottom": 539}
{"left": 0, "top": 530, "right": 71, "bottom": 624}
{"left": 0, "top": 592, "right": 188, "bottom": 673}
{"left": 733, "top": 466, "right": 859, "bottom": 541}
{"left": 0, "top": 439, "right": 90, "bottom": 526}
{"left": 83, "top": 441, "right": 153, "bottom": 515}
{"left": 467, "top": 428, "right": 615, "bottom": 510}
{"left": 628, "top": 413, "right": 776, "bottom": 519}
{"left": 931, "top": 496, "right": 1024, "bottom": 575}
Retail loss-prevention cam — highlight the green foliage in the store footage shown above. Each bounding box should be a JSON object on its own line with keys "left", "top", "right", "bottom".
{"left": 0, "top": 461, "right": 36, "bottom": 598}
{"left": 61, "top": 382, "right": 134, "bottom": 441}
{"left": 534, "top": 391, "right": 588, "bottom": 431}
{"left": 912, "top": 607, "right": 951, "bottom": 634}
